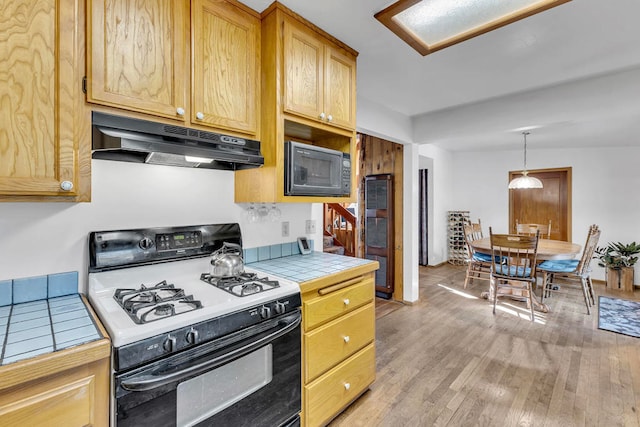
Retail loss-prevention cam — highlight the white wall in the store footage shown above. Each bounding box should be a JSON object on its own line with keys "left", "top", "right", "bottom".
{"left": 418, "top": 144, "right": 455, "bottom": 265}
{"left": 357, "top": 97, "right": 421, "bottom": 302}
{"left": 452, "top": 145, "right": 640, "bottom": 281}
{"left": 0, "top": 160, "right": 315, "bottom": 292}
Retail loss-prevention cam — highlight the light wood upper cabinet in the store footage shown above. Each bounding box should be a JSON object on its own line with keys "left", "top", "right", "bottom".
{"left": 234, "top": 2, "right": 358, "bottom": 203}
{"left": 192, "top": 0, "right": 260, "bottom": 135}
{"left": 0, "top": 0, "right": 90, "bottom": 201}
{"left": 324, "top": 46, "right": 357, "bottom": 130}
{"left": 87, "top": 0, "right": 260, "bottom": 137}
{"left": 283, "top": 19, "right": 356, "bottom": 131}
{"left": 87, "top": 0, "right": 188, "bottom": 120}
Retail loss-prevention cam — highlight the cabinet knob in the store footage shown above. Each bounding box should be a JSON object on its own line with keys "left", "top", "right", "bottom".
{"left": 60, "top": 181, "right": 73, "bottom": 191}
{"left": 343, "top": 335, "right": 350, "bottom": 343}
{"left": 327, "top": 114, "right": 333, "bottom": 122}
{"left": 344, "top": 383, "right": 351, "bottom": 390}
{"left": 319, "top": 112, "right": 326, "bottom": 120}
{"left": 343, "top": 298, "right": 350, "bottom": 306}
{"left": 176, "top": 107, "right": 185, "bottom": 116}
{"left": 196, "top": 111, "right": 205, "bottom": 120}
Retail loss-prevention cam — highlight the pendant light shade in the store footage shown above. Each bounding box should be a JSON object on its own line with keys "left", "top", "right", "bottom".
{"left": 508, "top": 132, "right": 543, "bottom": 189}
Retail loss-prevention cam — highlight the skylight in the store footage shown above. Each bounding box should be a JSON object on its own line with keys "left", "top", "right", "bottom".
{"left": 374, "top": 0, "right": 571, "bottom": 56}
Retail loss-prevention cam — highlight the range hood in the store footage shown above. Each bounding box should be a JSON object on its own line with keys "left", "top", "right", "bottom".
{"left": 91, "top": 112, "right": 264, "bottom": 170}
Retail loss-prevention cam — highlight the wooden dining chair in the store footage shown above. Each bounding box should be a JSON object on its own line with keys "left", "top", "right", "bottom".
{"left": 537, "top": 224, "right": 601, "bottom": 314}
{"left": 463, "top": 220, "right": 492, "bottom": 289}
{"left": 489, "top": 228, "right": 540, "bottom": 321}
{"left": 515, "top": 219, "right": 552, "bottom": 239}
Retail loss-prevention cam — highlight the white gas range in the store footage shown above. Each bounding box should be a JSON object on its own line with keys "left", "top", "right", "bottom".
{"left": 87, "top": 223, "right": 302, "bottom": 427}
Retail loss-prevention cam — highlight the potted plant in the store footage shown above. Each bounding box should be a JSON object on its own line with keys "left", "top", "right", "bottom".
{"left": 594, "top": 241, "right": 640, "bottom": 291}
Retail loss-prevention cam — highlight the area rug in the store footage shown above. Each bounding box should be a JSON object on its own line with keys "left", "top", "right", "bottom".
{"left": 598, "top": 296, "right": 640, "bottom": 338}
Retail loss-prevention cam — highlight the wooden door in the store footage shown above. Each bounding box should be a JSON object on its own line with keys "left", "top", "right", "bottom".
{"left": 509, "top": 167, "right": 572, "bottom": 241}
{"left": 191, "top": 0, "right": 260, "bottom": 136}
{"left": 283, "top": 19, "right": 324, "bottom": 122}
{"left": 0, "top": 0, "right": 88, "bottom": 199}
{"left": 87, "top": 0, "right": 187, "bottom": 120}
{"left": 365, "top": 175, "right": 394, "bottom": 298}
{"left": 324, "top": 46, "right": 356, "bottom": 130}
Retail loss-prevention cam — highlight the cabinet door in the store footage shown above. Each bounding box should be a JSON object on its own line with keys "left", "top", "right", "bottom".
{"left": 324, "top": 46, "right": 356, "bottom": 130}
{"left": 0, "top": 0, "right": 79, "bottom": 197}
{"left": 87, "top": 0, "right": 187, "bottom": 120}
{"left": 192, "top": 0, "right": 260, "bottom": 136}
{"left": 283, "top": 20, "right": 324, "bottom": 122}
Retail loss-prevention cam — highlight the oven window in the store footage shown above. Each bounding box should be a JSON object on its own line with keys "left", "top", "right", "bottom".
{"left": 177, "top": 344, "right": 273, "bottom": 427}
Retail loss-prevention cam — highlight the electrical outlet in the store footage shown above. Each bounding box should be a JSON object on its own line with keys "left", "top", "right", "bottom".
{"left": 281, "top": 221, "right": 290, "bottom": 237}
{"left": 305, "top": 219, "right": 316, "bottom": 234}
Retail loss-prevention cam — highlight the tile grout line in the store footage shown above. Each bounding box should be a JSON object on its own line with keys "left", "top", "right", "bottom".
{"left": 0, "top": 305, "right": 14, "bottom": 365}
{"left": 47, "top": 299, "right": 57, "bottom": 352}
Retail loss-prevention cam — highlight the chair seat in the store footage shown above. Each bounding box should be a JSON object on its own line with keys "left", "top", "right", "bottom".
{"left": 472, "top": 252, "right": 493, "bottom": 262}
{"left": 538, "top": 259, "right": 579, "bottom": 273}
{"left": 493, "top": 264, "right": 532, "bottom": 278}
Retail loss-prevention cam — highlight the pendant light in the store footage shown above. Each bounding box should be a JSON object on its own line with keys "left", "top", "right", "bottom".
{"left": 508, "top": 131, "right": 543, "bottom": 189}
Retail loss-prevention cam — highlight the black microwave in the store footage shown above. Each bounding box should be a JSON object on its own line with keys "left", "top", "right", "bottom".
{"left": 284, "top": 141, "right": 351, "bottom": 197}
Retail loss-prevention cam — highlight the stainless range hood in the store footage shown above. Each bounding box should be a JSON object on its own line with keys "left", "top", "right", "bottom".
{"left": 91, "top": 112, "right": 264, "bottom": 170}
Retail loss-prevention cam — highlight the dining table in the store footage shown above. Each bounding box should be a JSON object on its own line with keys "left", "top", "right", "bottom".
{"left": 470, "top": 237, "right": 582, "bottom": 313}
{"left": 470, "top": 237, "right": 581, "bottom": 261}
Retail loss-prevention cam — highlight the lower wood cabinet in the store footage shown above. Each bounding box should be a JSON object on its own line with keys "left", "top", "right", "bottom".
{"left": 0, "top": 357, "right": 110, "bottom": 426}
{"left": 0, "top": 308, "right": 110, "bottom": 427}
{"left": 301, "top": 270, "right": 376, "bottom": 427}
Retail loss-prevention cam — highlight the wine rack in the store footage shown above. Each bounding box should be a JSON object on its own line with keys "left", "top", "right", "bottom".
{"left": 448, "top": 211, "right": 470, "bottom": 265}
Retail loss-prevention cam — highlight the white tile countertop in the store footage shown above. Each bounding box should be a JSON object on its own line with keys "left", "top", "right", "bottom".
{"left": 0, "top": 294, "right": 103, "bottom": 366}
{"left": 247, "top": 252, "right": 376, "bottom": 283}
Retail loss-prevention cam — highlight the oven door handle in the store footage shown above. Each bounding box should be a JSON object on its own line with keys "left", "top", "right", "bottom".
{"left": 120, "top": 312, "right": 301, "bottom": 392}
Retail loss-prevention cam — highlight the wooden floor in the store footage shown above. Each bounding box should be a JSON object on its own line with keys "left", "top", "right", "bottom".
{"left": 329, "top": 264, "right": 640, "bottom": 427}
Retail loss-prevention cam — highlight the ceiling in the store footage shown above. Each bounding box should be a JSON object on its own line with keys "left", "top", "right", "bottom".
{"left": 240, "top": 0, "right": 640, "bottom": 151}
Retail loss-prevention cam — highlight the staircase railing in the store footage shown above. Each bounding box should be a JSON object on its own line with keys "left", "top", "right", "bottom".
{"left": 323, "top": 203, "right": 357, "bottom": 257}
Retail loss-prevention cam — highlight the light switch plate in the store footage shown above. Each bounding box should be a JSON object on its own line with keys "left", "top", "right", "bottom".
{"left": 305, "top": 220, "right": 316, "bottom": 234}
{"left": 281, "top": 221, "right": 290, "bottom": 237}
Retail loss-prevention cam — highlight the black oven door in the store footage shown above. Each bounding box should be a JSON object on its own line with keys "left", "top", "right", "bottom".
{"left": 114, "top": 310, "right": 301, "bottom": 427}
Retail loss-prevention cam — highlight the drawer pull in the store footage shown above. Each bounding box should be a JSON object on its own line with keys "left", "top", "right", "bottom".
{"left": 343, "top": 335, "right": 350, "bottom": 343}
{"left": 318, "top": 276, "right": 364, "bottom": 296}
{"left": 344, "top": 382, "right": 351, "bottom": 390}
{"left": 343, "top": 298, "right": 350, "bottom": 306}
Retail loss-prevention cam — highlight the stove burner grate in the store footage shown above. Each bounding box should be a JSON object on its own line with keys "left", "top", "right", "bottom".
{"left": 200, "top": 273, "right": 280, "bottom": 297}
{"left": 114, "top": 280, "right": 202, "bottom": 324}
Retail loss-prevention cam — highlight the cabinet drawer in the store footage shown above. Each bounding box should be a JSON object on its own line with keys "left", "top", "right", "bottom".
{"left": 0, "top": 373, "right": 97, "bottom": 426}
{"left": 304, "top": 275, "right": 373, "bottom": 330}
{"left": 304, "top": 343, "right": 375, "bottom": 427}
{"left": 304, "top": 303, "right": 374, "bottom": 382}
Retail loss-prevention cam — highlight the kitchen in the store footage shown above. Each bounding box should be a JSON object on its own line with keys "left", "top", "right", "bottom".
{"left": 2, "top": 0, "right": 640, "bottom": 425}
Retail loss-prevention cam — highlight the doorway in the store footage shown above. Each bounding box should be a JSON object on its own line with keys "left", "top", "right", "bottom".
{"left": 509, "top": 167, "right": 572, "bottom": 241}
{"left": 419, "top": 169, "right": 428, "bottom": 265}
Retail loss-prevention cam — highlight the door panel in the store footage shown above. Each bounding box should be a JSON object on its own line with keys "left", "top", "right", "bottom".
{"left": 509, "top": 168, "right": 571, "bottom": 241}
{"left": 365, "top": 174, "right": 394, "bottom": 298}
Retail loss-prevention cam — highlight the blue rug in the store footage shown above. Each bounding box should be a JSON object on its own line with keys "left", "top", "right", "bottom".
{"left": 598, "top": 296, "right": 640, "bottom": 338}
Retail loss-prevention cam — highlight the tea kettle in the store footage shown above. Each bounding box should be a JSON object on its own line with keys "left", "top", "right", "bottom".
{"left": 209, "top": 242, "right": 244, "bottom": 277}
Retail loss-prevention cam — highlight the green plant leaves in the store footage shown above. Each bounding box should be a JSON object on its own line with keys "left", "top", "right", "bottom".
{"left": 594, "top": 241, "right": 640, "bottom": 268}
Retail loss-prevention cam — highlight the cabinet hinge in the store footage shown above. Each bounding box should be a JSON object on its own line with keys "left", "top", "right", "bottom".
{"left": 82, "top": 76, "right": 87, "bottom": 94}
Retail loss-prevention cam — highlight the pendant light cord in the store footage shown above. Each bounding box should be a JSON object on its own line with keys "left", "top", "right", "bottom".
{"left": 522, "top": 131, "right": 530, "bottom": 174}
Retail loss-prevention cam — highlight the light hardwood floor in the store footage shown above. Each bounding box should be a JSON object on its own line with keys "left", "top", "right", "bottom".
{"left": 329, "top": 264, "right": 640, "bottom": 427}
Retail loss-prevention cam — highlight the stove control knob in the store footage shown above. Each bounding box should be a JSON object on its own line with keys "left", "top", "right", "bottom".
{"left": 139, "top": 237, "right": 154, "bottom": 250}
{"left": 274, "top": 302, "right": 286, "bottom": 314}
{"left": 163, "top": 335, "right": 177, "bottom": 352}
{"left": 260, "top": 306, "right": 271, "bottom": 319}
{"left": 186, "top": 328, "right": 199, "bottom": 345}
